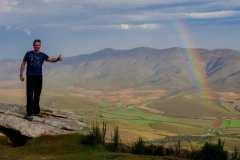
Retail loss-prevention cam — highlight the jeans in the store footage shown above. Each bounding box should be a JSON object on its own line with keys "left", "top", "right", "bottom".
{"left": 26, "top": 75, "right": 42, "bottom": 116}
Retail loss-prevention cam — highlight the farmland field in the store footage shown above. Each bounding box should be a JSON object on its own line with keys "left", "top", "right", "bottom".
{"left": 222, "top": 119, "right": 240, "bottom": 128}
{"left": 0, "top": 84, "right": 239, "bottom": 149}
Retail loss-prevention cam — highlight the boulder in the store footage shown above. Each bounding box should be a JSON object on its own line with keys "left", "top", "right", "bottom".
{"left": 0, "top": 103, "right": 88, "bottom": 146}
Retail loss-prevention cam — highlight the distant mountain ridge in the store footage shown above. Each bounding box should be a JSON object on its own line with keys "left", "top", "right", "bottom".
{"left": 1, "top": 47, "right": 240, "bottom": 91}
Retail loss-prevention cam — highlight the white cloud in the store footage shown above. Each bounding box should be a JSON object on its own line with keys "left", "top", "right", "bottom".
{"left": 183, "top": 10, "right": 240, "bottom": 19}
{"left": 110, "top": 23, "right": 161, "bottom": 30}
{"left": 0, "top": 0, "right": 18, "bottom": 13}
{"left": 22, "top": 28, "right": 31, "bottom": 36}
{"left": 51, "top": 23, "right": 161, "bottom": 31}
{"left": 42, "top": 0, "right": 65, "bottom": 3}
{"left": 120, "top": 12, "right": 172, "bottom": 21}
{"left": 2, "top": 24, "right": 32, "bottom": 36}
{"left": 209, "top": 0, "right": 240, "bottom": 7}
{"left": 41, "top": 0, "right": 191, "bottom": 6}
{"left": 120, "top": 10, "right": 240, "bottom": 22}
{"left": 0, "top": 0, "right": 239, "bottom": 33}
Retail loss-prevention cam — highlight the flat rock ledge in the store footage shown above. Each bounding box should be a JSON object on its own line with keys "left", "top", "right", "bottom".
{"left": 0, "top": 103, "right": 88, "bottom": 146}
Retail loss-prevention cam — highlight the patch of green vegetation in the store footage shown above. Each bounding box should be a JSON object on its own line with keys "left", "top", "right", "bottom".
{"left": 191, "top": 139, "right": 228, "bottom": 160}
{"left": 0, "top": 134, "right": 184, "bottom": 160}
{"left": 149, "top": 122, "right": 206, "bottom": 135}
{"left": 147, "top": 93, "right": 231, "bottom": 117}
{"left": 222, "top": 119, "right": 240, "bottom": 128}
{"left": 98, "top": 100, "right": 212, "bottom": 135}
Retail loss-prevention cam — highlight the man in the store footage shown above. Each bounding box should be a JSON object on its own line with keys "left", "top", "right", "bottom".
{"left": 19, "top": 39, "right": 63, "bottom": 120}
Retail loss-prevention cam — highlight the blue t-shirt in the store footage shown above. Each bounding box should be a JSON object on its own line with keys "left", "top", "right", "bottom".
{"left": 23, "top": 50, "right": 49, "bottom": 76}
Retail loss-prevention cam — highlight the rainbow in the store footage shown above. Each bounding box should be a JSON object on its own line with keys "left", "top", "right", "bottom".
{"left": 173, "top": 19, "right": 220, "bottom": 111}
{"left": 176, "top": 21, "right": 209, "bottom": 95}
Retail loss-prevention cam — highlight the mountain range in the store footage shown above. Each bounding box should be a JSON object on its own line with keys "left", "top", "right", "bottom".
{"left": 1, "top": 47, "right": 240, "bottom": 92}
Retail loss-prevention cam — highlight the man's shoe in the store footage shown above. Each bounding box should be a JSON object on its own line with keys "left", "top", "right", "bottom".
{"left": 24, "top": 115, "right": 33, "bottom": 121}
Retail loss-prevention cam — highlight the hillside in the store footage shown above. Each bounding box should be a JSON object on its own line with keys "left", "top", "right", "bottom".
{"left": 1, "top": 47, "right": 239, "bottom": 92}
{"left": 0, "top": 134, "right": 185, "bottom": 160}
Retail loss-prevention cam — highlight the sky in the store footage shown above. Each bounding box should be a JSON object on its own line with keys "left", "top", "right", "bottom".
{"left": 0, "top": 0, "right": 240, "bottom": 59}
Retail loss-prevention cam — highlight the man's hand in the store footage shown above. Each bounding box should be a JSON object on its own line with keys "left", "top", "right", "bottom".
{"left": 58, "top": 54, "right": 63, "bottom": 61}
{"left": 19, "top": 61, "right": 26, "bottom": 82}
{"left": 20, "top": 74, "right": 24, "bottom": 82}
{"left": 47, "top": 54, "right": 63, "bottom": 62}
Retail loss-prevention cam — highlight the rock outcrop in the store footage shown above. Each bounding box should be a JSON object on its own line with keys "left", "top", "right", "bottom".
{"left": 0, "top": 103, "right": 88, "bottom": 146}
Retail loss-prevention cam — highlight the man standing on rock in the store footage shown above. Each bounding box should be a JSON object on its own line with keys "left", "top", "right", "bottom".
{"left": 19, "top": 39, "right": 63, "bottom": 120}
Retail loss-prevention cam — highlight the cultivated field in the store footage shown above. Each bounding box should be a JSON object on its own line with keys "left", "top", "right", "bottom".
{"left": 0, "top": 82, "right": 239, "bottom": 150}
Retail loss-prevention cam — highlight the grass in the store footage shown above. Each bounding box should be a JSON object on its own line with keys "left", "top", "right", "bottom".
{"left": 0, "top": 134, "right": 186, "bottom": 160}
{"left": 147, "top": 93, "right": 232, "bottom": 117}
{"left": 222, "top": 120, "right": 240, "bottom": 128}
{"left": 98, "top": 100, "right": 212, "bottom": 134}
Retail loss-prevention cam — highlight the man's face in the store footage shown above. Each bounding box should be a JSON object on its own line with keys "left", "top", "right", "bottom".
{"left": 33, "top": 42, "right": 41, "bottom": 52}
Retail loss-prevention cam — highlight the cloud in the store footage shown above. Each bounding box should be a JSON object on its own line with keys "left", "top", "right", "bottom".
{"left": 120, "top": 10, "right": 240, "bottom": 22}
{"left": 22, "top": 28, "right": 31, "bottom": 36}
{"left": 183, "top": 10, "right": 240, "bottom": 19}
{"left": 110, "top": 23, "right": 161, "bottom": 30}
{"left": 1, "top": 25, "right": 32, "bottom": 36}
{"left": 0, "top": 0, "right": 239, "bottom": 33}
{"left": 208, "top": 0, "right": 240, "bottom": 7}
{"left": 55, "top": 23, "right": 161, "bottom": 32}
{"left": 0, "top": 0, "right": 18, "bottom": 12}
{"left": 40, "top": 0, "right": 192, "bottom": 6}
{"left": 42, "top": 0, "right": 63, "bottom": 3}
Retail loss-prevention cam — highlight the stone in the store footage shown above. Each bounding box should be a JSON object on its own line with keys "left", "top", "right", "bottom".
{"left": 0, "top": 103, "right": 88, "bottom": 146}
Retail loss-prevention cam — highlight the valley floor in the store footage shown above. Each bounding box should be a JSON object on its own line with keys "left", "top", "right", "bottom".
{"left": 0, "top": 87, "right": 239, "bottom": 150}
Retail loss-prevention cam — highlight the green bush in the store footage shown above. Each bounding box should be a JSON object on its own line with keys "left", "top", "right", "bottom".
{"left": 112, "top": 126, "right": 120, "bottom": 150}
{"left": 81, "top": 121, "right": 107, "bottom": 146}
{"left": 132, "top": 137, "right": 145, "bottom": 154}
{"left": 131, "top": 137, "right": 165, "bottom": 156}
{"left": 145, "top": 144, "right": 164, "bottom": 156}
{"left": 230, "top": 147, "right": 240, "bottom": 160}
{"left": 191, "top": 139, "right": 228, "bottom": 160}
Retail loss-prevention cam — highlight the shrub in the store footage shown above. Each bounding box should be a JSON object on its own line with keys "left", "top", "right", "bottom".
{"left": 132, "top": 137, "right": 145, "bottom": 154}
{"left": 81, "top": 121, "right": 107, "bottom": 146}
{"left": 145, "top": 144, "right": 164, "bottom": 156}
{"left": 112, "top": 126, "right": 120, "bottom": 150}
{"left": 131, "top": 137, "right": 165, "bottom": 156}
{"left": 230, "top": 147, "right": 240, "bottom": 160}
{"left": 174, "top": 139, "right": 181, "bottom": 155}
{"left": 191, "top": 139, "right": 228, "bottom": 160}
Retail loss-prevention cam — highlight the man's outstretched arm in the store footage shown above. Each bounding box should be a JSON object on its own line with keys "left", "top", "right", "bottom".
{"left": 19, "top": 61, "right": 26, "bottom": 81}
{"left": 46, "top": 55, "right": 63, "bottom": 63}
